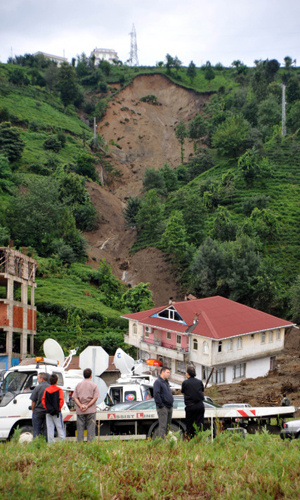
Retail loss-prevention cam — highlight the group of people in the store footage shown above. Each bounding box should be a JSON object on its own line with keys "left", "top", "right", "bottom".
{"left": 30, "top": 368, "right": 100, "bottom": 443}
{"left": 153, "top": 365, "right": 205, "bottom": 439}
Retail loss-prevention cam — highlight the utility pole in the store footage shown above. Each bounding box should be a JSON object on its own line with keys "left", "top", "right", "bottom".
{"left": 129, "top": 24, "right": 139, "bottom": 66}
{"left": 281, "top": 83, "right": 286, "bottom": 136}
{"left": 93, "top": 117, "right": 97, "bottom": 147}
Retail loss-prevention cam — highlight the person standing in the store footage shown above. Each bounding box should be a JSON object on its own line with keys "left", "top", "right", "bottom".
{"left": 42, "top": 373, "right": 65, "bottom": 443}
{"left": 30, "top": 372, "right": 49, "bottom": 439}
{"left": 281, "top": 394, "right": 291, "bottom": 406}
{"left": 153, "top": 366, "right": 174, "bottom": 438}
{"left": 73, "top": 368, "right": 100, "bottom": 442}
{"left": 181, "top": 366, "right": 205, "bottom": 439}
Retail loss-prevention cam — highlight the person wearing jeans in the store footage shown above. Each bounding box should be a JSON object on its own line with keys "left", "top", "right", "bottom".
{"left": 42, "top": 373, "right": 65, "bottom": 443}
{"left": 153, "top": 366, "right": 174, "bottom": 438}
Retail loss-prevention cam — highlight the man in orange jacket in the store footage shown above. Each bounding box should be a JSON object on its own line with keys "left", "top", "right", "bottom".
{"left": 42, "top": 373, "right": 65, "bottom": 443}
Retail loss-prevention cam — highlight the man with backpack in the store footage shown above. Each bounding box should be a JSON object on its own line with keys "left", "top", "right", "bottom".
{"left": 42, "top": 373, "right": 65, "bottom": 443}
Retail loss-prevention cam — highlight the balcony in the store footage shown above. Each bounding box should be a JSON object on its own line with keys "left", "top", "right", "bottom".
{"left": 140, "top": 338, "right": 189, "bottom": 361}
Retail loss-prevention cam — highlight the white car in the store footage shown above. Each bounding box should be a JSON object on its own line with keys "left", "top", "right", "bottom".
{"left": 280, "top": 420, "right": 300, "bottom": 440}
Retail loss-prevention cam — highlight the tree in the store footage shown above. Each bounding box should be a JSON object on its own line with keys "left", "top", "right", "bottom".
{"left": 204, "top": 61, "right": 215, "bottom": 87}
{"left": 188, "top": 114, "right": 207, "bottom": 141}
{"left": 57, "top": 62, "right": 80, "bottom": 109}
{"left": 160, "top": 163, "right": 178, "bottom": 193}
{"left": 7, "top": 177, "right": 83, "bottom": 257}
{"left": 212, "top": 114, "right": 250, "bottom": 159}
{"left": 284, "top": 56, "right": 293, "bottom": 68}
{"left": 289, "top": 276, "right": 300, "bottom": 323}
{"left": 165, "top": 54, "right": 181, "bottom": 75}
{"left": 190, "top": 237, "right": 226, "bottom": 297}
{"left": 75, "top": 153, "right": 98, "bottom": 182}
{"left": 135, "top": 190, "right": 164, "bottom": 244}
{"left": 160, "top": 211, "right": 189, "bottom": 264}
{"left": 0, "top": 122, "right": 25, "bottom": 162}
{"left": 123, "top": 197, "right": 141, "bottom": 229}
{"left": 186, "top": 61, "right": 196, "bottom": 82}
{"left": 121, "top": 283, "right": 154, "bottom": 312}
{"left": 210, "top": 206, "right": 237, "bottom": 242}
{"left": 175, "top": 121, "right": 187, "bottom": 163}
{"left": 143, "top": 168, "right": 165, "bottom": 195}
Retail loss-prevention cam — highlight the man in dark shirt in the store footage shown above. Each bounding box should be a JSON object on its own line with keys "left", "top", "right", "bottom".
{"left": 181, "top": 366, "right": 205, "bottom": 439}
{"left": 30, "top": 372, "right": 49, "bottom": 439}
{"left": 153, "top": 366, "right": 174, "bottom": 438}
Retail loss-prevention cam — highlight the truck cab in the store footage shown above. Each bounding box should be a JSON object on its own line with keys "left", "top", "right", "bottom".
{"left": 0, "top": 359, "right": 82, "bottom": 441}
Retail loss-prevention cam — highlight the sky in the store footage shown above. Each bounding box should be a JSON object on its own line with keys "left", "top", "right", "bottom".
{"left": 0, "top": 0, "right": 299, "bottom": 67}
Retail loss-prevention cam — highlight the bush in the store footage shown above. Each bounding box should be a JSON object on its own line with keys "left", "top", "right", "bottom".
{"left": 43, "top": 136, "right": 61, "bottom": 153}
{"left": 73, "top": 203, "right": 99, "bottom": 231}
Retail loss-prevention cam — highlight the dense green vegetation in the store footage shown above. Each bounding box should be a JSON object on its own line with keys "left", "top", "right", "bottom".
{"left": 0, "top": 431, "right": 299, "bottom": 499}
{"left": 0, "top": 52, "right": 299, "bottom": 356}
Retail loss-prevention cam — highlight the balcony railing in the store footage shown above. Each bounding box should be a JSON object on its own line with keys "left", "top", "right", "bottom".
{"left": 141, "top": 337, "right": 189, "bottom": 353}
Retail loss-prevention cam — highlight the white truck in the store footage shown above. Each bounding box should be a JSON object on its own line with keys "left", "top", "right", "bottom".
{"left": 62, "top": 404, "right": 297, "bottom": 440}
{"left": 0, "top": 340, "right": 83, "bottom": 442}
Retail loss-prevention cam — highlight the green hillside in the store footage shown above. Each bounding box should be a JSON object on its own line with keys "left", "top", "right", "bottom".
{"left": 0, "top": 53, "right": 299, "bottom": 355}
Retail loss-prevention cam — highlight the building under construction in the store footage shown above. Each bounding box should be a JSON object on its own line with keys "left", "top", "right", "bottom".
{"left": 0, "top": 247, "right": 37, "bottom": 369}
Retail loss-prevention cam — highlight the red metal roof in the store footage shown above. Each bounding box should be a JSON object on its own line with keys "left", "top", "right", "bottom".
{"left": 122, "top": 296, "right": 295, "bottom": 340}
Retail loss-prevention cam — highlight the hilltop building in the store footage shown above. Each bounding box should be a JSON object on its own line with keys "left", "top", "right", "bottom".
{"left": 0, "top": 247, "right": 37, "bottom": 369}
{"left": 122, "top": 296, "right": 295, "bottom": 385}
{"left": 90, "top": 48, "right": 118, "bottom": 64}
{"left": 33, "top": 51, "right": 68, "bottom": 67}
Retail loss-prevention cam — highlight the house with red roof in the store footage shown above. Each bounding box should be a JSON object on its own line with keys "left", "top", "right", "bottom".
{"left": 122, "top": 296, "right": 295, "bottom": 385}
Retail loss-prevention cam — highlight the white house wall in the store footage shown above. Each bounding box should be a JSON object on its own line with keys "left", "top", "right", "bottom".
{"left": 210, "top": 329, "right": 284, "bottom": 366}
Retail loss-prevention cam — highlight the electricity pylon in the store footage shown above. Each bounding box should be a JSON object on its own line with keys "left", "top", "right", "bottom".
{"left": 129, "top": 24, "right": 139, "bottom": 66}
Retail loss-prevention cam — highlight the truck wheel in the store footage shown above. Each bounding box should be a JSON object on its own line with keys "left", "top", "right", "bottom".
{"left": 18, "top": 426, "right": 34, "bottom": 443}
{"left": 150, "top": 423, "right": 182, "bottom": 439}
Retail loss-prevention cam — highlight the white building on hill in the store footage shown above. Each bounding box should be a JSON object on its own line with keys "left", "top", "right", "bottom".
{"left": 90, "top": 48, "right": 118, "bottom": 64}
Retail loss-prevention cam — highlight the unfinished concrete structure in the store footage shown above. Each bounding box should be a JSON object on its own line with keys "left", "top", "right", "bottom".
{"left": 0, "top": 247, "right": 37, "bottom": 369}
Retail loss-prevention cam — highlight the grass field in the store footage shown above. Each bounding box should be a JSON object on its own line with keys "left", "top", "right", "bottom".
{"left": 0, "top": 431, "right": 299, "bottom": 499}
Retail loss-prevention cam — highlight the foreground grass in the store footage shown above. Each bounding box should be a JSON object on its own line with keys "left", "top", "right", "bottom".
{"left": 0, "top": 431, "right": 299, "bottom": 499}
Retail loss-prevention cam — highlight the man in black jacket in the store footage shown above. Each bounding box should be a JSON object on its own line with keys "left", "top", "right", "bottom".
{"left": 153, "top": 366, "right": 174, "bottom": 438}
{"left": 181, "top": 366, "right": 205, "bottom": 439}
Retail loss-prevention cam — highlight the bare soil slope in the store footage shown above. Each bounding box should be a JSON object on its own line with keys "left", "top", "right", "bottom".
{"left": 85, "top": 74, "right": 210, "bottom": 305}
{"left": 98, "top": 74, "right": 210, "bottom": 200}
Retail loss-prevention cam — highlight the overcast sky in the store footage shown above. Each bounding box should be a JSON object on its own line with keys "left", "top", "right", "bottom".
{"left": 0, "top": 0, "right": 299, "bottom": 67}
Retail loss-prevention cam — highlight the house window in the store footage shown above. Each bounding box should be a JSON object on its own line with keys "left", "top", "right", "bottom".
{"left": 176, "top": 335, "right": 181, "bottom": 345}
{"left": 176, "top": 360, "right": 186, "bottom": 374}
{"left": 166, "top": 332, "right": 171, "bottom": 341}
{"left": 268, "top": 331, "right": 273, "bottom": 343}
{"left": 203, "top": 366, "right": 225, "bottom": 384}
{"left": 250, "top": 334, "right": 255, "bottom": 340}
{"left": 133, "top": 323, "right": 137, "bottom": 335}
{"left": 193, "top": 339, "right": 198, "bottom": 350}
{"left": 227, "top": 339, "right": 233, "bottom": 351}
{"left": 276, "top": 329, "right": 280, "bottom": 340}
{"left": 233, "top": 363, "right": 246, "bottom": 379}
{"left": 237, "top": 337, "right": 242, "bottom": 350}
{"left": 261, "top": 332, "right": 266, "bottom": 343}
{"left": 157, "top": 306, "right": 183, "bottom": 322}
{"left": 203, "top": 341, "right": 209, "bottom": 354}
{"left": 218, "top": 341, "right": 222, "bottom": 353}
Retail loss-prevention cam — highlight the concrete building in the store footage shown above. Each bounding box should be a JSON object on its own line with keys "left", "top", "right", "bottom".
{"left": 90, "top": 48, "right": 118, "bottom": 64}
{"left": 122, "top": 296, "right": 295, "bottom": 385}
{"left": 0, "top": 248, "right": 37, "bottom": 369}
{"left": 33, "top": 51, "right": 68, "bottom": 67}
